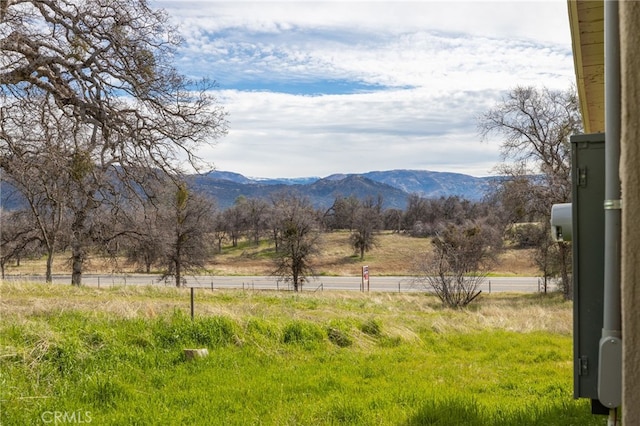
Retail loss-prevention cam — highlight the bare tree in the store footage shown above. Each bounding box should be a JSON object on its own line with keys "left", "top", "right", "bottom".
{"left": 271, "top": 194, "right": 320, "bottom": 291}
{"left": 1, "top": 0, "right": 227, "bottom": 285}
{"left": 383, "top": 208, "right": 404, "bottom": 233}
{"left": 403, "top": 194, "right": 429, "bottom": 231}
{"left": 266, "top": 200, "right": 282, "bottom": 253}
{"left": 0, "top": 209, "right": 40, "bottom": 278}
{"left": 478, "top": 86, "right": 582, "bottom": 299}
{"left": 412, "top": 221, "right": 501, "bottom": 308}
{"left": 156, "top": 182, "right": 216, "bottom": 287}
{"left": 0, "top": 97, "right": 72, "bottom": 281}
{"left": 326, "top": 195, "right": 360, "bottom": 231}
{"left": 211, "top": 211, "right": 228, "bottom": 254}
{"left": 245, "top": 198, "right": 269, "bottom": 245}
{"left": 123, "top": 208, "right": 166, "bottom": 274}
{"left": 223, "top": 198, "right": 247, "bottom": 248}
{"left": 486, "top": 172, "right": 542, "bottom": 228}
{"left": 404, "top": 195, "right": 478, "bottom": 237}
{"left": 350, "top": 196, "right": 383, "bottom": 259}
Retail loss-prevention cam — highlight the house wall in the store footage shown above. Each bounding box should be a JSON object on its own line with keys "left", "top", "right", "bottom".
{"left": 620, "top": 1, "right": 640, "bottom": 420}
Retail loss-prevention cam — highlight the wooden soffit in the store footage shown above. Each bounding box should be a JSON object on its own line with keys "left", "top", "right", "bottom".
{"left": 568, "top": 0, "right": 604, "bottom": 133}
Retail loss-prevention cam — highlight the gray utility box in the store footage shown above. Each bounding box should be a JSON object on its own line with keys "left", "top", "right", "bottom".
{"left": 571, "top": 133, "right": 605, "bottom": 402}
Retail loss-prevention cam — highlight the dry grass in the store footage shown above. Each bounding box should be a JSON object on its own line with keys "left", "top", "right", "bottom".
{"left": 4, "top": 230, "right": 539, "bottom": 277}
{"left": 0, "top": 282, "right": 570, "bottom": 336}
{"left": 208, "top": 230, "right": 539, "bottom": 277}
{"left": 494, "top": 248, "right": 539, "bottom": 276}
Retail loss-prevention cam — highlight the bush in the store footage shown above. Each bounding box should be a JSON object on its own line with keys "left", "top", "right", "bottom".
{"left": 360, "top": 318, "right": 382, "bottom": 336}
{"left": 507, "top": 223, "right": 545, "bottom": 248}
{"left": 282, "top": 321, "right": 325, "bottom": 348}
{"left": 327, "top": 327, "right": 353, "bottom": 348}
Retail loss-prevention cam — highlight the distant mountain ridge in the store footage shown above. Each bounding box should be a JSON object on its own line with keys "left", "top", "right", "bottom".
{"left": 360, "top": 170, "right": 491, "bottom": 200}
{"left": 1, "top": 169, "right": 495, "bottom": 211}
{"left": 194, "top": 169, "right": 494, "bottom": 209}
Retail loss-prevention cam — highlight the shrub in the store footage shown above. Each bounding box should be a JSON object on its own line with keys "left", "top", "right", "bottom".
{"left": 282, "top": 321, "right": 325, "bottom": 347}
{"left": 507, "top": 223, "right": 545, "bottom": 248}
{"left": 360, "top": 318, "right": 382, "bottom": 336}
{"left": 327, "top": 327, "right": 353, "bottom": 348}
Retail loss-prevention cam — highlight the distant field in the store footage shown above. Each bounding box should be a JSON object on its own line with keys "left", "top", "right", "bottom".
{"left": 4, "top": 231, "right": 540, "bottom": 278}
{"left": 0, "top": 283, "right": 604, "bottom": 425}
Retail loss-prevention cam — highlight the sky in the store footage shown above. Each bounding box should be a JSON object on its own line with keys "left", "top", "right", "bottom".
{"left": 156, "top": 0, "right": 576, "bottom": 179}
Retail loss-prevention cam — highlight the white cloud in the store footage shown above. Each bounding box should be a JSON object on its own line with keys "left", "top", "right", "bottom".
{"left": 167, "top": 1, "right": 573, "bottom": 88}
{"left": 160, "top": 1, "right": 571, "bottom": 44}
{"left": 198, "top": 88, "right": 502, "bottom": 177}
{"left": 156, "top": 0, "right": 576, "bottom": 178}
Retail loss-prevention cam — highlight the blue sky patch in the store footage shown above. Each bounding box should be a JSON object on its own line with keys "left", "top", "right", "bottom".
{"left": 219, "top": 79, "right": 405, "bottom": 96}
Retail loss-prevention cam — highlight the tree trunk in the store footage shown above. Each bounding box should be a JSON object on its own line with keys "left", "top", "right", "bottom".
{"left": 175, "top": 258, "right": 181, "bottom": 287}
{"left": 558, "top": 242, "right": 571, "bottom": 300}
{"left": 71, "top": 241, "right": 84, "bottom": 286}
{"left": 271, "top": 230, "right": 277, "bottom": 253}
{"left": 70, "top": 207, "right": 89, "bottom": 286}
{"left": 45, "top": 247, "right": 54, "bottom": 283}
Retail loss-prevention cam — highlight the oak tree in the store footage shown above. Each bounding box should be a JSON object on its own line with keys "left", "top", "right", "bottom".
{"left": 0, "top": 0, "right": 227, "bottom": 285}
{"left": 0, "top": 209, "right": 40, "bottom": 278}
{"left": 0, "top": 96, "right": 72, "bottom": 281}
{"left": 156, "top": 183, "right": 216, "bottom": 287}
{"left": 271, "top": 194, "right": 320, "bottom": 291}
{"left": 350, "top": 196, "right": 383, "bottom": 260}
{"left": 478, "top": 86, "right": 582, "bottom": 298}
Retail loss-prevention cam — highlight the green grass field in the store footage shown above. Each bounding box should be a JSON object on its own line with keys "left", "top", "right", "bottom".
{"left": 0, "top": 283, "right": 605, "bottom": 425}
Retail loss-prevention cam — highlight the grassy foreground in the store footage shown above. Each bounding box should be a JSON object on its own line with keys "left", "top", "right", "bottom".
{"left": 0, "top": 283, "right": 605, "bottom": 425}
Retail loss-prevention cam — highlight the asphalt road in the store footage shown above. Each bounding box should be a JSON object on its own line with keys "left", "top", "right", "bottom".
{"left": 6, "top": 274, "right": 550, "bottom": 293}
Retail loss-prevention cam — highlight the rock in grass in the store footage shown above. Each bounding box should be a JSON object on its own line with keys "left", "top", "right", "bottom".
{"left": 183, "top": 348, "right": 209, "bottom": 361}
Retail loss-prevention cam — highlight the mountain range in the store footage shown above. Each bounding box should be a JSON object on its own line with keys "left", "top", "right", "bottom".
{"left": 0, "top": 169, "right": 496, "bottom": 211}
{"left": 192, "top": 169, "right": 495, "bottom": 210}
